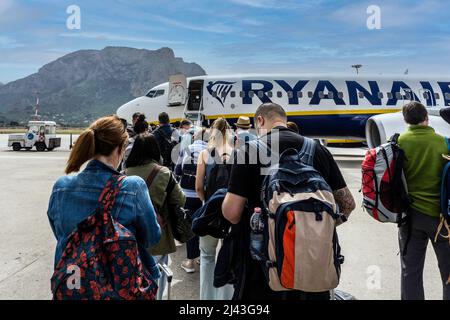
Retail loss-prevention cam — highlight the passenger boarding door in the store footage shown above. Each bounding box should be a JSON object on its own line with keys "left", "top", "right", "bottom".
{"left": 185, "top": 80, "right": 205, "bottom": 125}
{"left": 168, "top": 74, "right": 188, "bottom": 106}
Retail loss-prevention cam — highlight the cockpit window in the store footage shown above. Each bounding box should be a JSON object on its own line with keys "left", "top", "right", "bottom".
{"left": 146, "top": 90, "right": 165, "bottom": 98}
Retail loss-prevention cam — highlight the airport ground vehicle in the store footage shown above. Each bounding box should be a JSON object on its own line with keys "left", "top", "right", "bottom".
{"left": 7, "top": 121, "right": 61, "bottom": 151}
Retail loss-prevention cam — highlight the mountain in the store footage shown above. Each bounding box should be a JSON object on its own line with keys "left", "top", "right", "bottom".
{"left": 0, "top": 47, "right": 206, "bottom": 126}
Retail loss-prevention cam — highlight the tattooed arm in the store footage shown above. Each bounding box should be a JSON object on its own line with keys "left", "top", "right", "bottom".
{"left": 333, "top": 187, "right": 356, "bottom": 223}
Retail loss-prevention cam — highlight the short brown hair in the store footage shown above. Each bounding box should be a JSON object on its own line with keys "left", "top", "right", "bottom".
{"left": 158, "top": 112, "right": 170, "bottom": 124}
{"left": 254, "top": 103, "right": 287, "bottom": 122}
{"left": 287, "top": 121, "right": 299, "bottom": 133}
{"left": 66, "top": 115, "right": 128, "bottom": 174}
{"left": 402, "top": 101, "right": 428, "bottom": 125}
{"left": 181, "top": 119, "right": 192, "bottom": 127}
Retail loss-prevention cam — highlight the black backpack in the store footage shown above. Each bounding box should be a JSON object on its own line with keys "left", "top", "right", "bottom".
{"left": 205, "top": 148, "right": 233, "bottom": 201}
{"left": 179, "top": 149, "right": 198, "bottom": 191}
{"left": 191, "top": 188, "right": 231, "bottom": 239}
{"left": 154, "top": 127, "right": 178, "bottom": 168}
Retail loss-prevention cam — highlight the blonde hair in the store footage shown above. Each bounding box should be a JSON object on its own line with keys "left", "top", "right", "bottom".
{"left": 65, "top": 115, "right": 128, "bottom": 174}
{"left": 208, "top": 118, "right": 231, "bottom": 148}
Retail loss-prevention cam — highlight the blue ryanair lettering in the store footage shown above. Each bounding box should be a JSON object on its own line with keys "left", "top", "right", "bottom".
{"left": 274, "top": 80, "right": 309, "bottom": 105}
{"left": 310, "top": 80, "right": 345, "bottom": 105}
{"left": 242, "top": 80, "right": 273, "bottom": 104}
{"left": 438, "top": 82, "right": 450, "bottom": 106}
{"left": 346, "top": 81, "right": 382, "bottom": 106}
{"left": 420, "top": 81, "right": 436, "bottom": 106}
{"left": 236, "top": 79, "right": 438, "bottom": 107}
{"left": 387, "top": 81, "right": 420, "bottom": 106}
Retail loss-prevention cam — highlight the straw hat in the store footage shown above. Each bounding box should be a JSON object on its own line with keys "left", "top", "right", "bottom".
{"left": 234, "top": 116, "right": 252, "bottom": 129}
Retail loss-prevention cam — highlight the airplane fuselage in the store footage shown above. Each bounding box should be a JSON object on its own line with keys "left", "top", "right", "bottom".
{"left": 117, "top": 74, "right": 450, "bottom": 139}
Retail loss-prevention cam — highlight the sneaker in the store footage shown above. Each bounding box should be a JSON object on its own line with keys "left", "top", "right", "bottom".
{"left": 181, "top": 259, "right": 196, "bottom": 273}
{"left": 194, "top": 257, "right": 200, "bottom": 265}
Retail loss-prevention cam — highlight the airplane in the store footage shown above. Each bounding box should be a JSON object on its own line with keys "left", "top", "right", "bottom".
{"left": 116, "top": 74, "right": 450, "bottom": 147}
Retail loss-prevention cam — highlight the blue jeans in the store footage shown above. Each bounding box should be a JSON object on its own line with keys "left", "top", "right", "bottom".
{"left": 153, "top": 254, "right": 169, "bottom": 300}
{"left": 199, "top": 235, "right": 234, "bottom": 300}
{"left": 185, "top": 197, "right": 202, "bottom": 259}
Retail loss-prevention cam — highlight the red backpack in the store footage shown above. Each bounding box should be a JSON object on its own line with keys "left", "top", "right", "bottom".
{"left": 361, "top": 134, "right": 410, "bottom": 225}
{"left": 51, "top": 175, "right": 158, "bottom": 300}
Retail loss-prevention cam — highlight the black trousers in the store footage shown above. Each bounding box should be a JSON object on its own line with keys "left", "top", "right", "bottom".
{"left": 399, "top": 209, "right": 450, "bottom": 300}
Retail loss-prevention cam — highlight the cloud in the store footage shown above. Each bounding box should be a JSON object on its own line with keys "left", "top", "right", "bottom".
{"left": 59, "top": 32, "right": 184, "bottom": 45}
{"left": 229, "top": 0, "right": 278, "bottom": 8}
{"left": 0, "top": 36, "right": 23, "bottom": 49}
{"left": 240, "top": 18, "right": 265, "bottom": 26}
{"left": 229, "top": 0, "right": 321, "bottom": 9}
{"left": 148, "top": 14, "right": 236, "bottom": 34}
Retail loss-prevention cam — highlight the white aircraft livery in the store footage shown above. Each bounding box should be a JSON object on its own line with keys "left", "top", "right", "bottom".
{"left": 116, "top": 74, "right": 450, "bottom": 147}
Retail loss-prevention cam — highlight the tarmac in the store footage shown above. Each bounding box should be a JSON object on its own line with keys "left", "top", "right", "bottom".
{"left": 0, "top": 134, "right": 443, "bottom": 300}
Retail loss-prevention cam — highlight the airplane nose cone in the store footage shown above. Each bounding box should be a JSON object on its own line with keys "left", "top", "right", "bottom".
{"left": 116, "top": 98, "right": 143, "bottom": 123}
{"left": 116, "top": 103, "right": 128, "bottom": 121}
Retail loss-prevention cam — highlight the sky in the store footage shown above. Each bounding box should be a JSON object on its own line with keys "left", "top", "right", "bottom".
{"left": 1, "top": 0, "right": 450, "bottom": 83}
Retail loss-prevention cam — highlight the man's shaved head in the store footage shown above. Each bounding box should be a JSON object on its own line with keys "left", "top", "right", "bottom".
{"left": 254, "top": 103, "right": 287, "bottom": 122}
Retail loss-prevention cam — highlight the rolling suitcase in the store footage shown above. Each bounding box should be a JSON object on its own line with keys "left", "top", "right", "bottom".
{"left": 331, "top": 289, "right": 357, "bottom": 300}
{"left": 157, "top": 262, "right": 173, "bottom": 300}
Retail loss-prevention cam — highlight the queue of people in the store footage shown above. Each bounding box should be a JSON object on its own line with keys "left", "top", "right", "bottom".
{"left": 47, "top": 102, "right": 449, "bottom": 301}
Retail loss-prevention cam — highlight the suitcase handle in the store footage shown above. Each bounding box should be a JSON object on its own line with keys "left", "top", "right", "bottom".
{"left": 158, "top": 263, "right": 173, "bottom": 283}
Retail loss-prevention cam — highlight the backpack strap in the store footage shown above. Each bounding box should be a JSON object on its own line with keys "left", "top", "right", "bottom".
{"left": 205, "top": 148, "right": 215, "bottom": 182}
{"left": 445, "top": 137, "right": 450, "bottom": 152}
{"left": 97, "top": 174, "right": 125, "bottom": 214}
{"left": 163, "top": 173, "right": 178, "bottom": 221}
{"left": 146, "top": 166, "right": 176, "bottom": 223}
{"left": 250, "top": 138, "right": 278, "bottom": 164}
{"left": 166, "top": 172, "right": 177, "bottom": 197}
{"left": 156, "top": 127, "right": 174, "bottom": 144}
{"left": 299, "top": 137, "right": 316, "bottom": 166}
{"left": 390, "top": 133, "right": 400, "bottom": 144}
{"left": 153, "top": 128, "right": 173, "bottom": 144}
{"left": 440, "top": 162, "right": 450, "bottom": 215}
{"left": 145, "top": 165, "right": 163, "bottom": 188}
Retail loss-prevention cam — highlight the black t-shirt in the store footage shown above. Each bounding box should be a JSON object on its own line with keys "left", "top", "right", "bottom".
{"left": 229, "top": 126, "right": 346, "bottom": 206}
{"left": 227, "top": 126, "right": 347, "bottom": 300}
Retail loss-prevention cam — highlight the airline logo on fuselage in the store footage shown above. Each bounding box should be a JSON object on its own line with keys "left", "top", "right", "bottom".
{"left": 206, "top": 79, "right": 450, "bottom": 107}
{"left": 207, "top": 81, "right": 236, "bottom": 107}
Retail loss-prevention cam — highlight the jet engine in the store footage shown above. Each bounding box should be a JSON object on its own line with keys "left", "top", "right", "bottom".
{"left": 365, "top": 111, "right": 450, "bottom": 148}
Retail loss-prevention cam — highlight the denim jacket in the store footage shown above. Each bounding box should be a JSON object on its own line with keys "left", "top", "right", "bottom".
{"left": 47, "top": 159, "right": 161, "bottom": 279}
